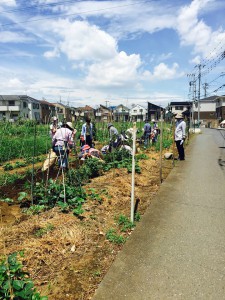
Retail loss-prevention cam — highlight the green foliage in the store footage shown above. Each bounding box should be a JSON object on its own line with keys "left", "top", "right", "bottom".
{"left": 105, "top": 228, "right": 126, "bottom": 245}
{"left": 34, "top": 224, "right": 54, "bottom": 237}
{"left": 33, "top": 179, "right": 86, "bottom": 211}
{"left": 23, "top": 205, "right": 46, "bottom": 215}
{"left": 0, "top": 252, "right": 48, "bottom": 299}
{"left": 0, "top": 198, "right": 14, "bottom": 204}
{"left": 134, "top": 212, "right": 141, "bottom": 222}
{"left": 136, "top": 153, "right": 148, "bottom": 160}
{"left": 18, "top": 192, "right": 28, "bottom": 202}
{"left": 116, "top": 215, "right": 135, "bottom": 232}
{"left": 73, "top": 205, "right": 85, "bottom": 216}
{"left": 3, "top": 163, "right": 13, "bottom": 171}
{"left": 0, "top": 172, "right": 26, "bottom": 186}
{"left": 0, "top": 122, "right": 51, "bottom": 164}
{"left": 88, "top": 188, "right": 103, "bottom": 204}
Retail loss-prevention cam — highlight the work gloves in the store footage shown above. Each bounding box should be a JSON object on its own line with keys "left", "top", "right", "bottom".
{"left": 180, "top": 138, "right": 185, "bottom": 145}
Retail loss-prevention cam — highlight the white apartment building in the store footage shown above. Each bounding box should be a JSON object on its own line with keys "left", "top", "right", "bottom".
{"left": 0, "top": 95, "right": 41, "bottom": 121}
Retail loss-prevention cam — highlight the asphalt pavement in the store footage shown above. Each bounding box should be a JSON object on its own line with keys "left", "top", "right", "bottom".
{"left": 93, "top": 128, "right": 225, "bottom": 300}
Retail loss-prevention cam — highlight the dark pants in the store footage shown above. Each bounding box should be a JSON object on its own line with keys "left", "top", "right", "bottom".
{"left": 85, "top": 135, "right": 93, "bottom": 147}
{"left": 175, "top": 140, "right": 185, "bottom": 160}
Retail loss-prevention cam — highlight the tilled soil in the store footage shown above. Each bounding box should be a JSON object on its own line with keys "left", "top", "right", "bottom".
{"left": 0, "top": 149, "right": 173, "bottom": 299}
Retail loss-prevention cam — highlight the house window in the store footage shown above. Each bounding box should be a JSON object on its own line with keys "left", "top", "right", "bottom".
{"left": 140, "top": 109, "right": 143, "bottom": 113}
{"left": 23, "top": 102, "right": 27, "bottom": 108}
{"left": 133, "top": 110, "right": 137, "bottom": 113}
{"left": 33, "top": 103, "right": 40, "bottom": 109}
{"left": 8, "top": 100, "right": 15, "bottom": 106}
{"left": 175, "top": 106, "right": 183, "bottom": 110}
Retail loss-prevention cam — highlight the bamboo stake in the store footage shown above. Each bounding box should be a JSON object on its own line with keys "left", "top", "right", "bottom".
{"left": 130, "top": 122, "right": 137, "bottom": 223}
{"left": 159, "top": 112, "right": 163, "bottom": 183}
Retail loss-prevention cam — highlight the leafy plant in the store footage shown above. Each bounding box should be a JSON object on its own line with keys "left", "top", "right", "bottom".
{"left": 0, "top": 252, "right": 48, "bottom": 299}
{"left": 0, "top": 198, "right": 14, "bottom": 204}
{"left": 3, "top": 163, "right": 13, "bottom": 171}
{"left": 116, "top": 215, "right": 135, "bottom": 232}
{"left": 88, "top": 188, "right": 103, "bottom": 204}
{"left": 34, "top": 224, "right": 55, "bottom": 237}
{"left": 134, "top": 212, "right": 141, "bottom": 222}
{"left": 22, "top": 205, "right": 46, "bottom": 215}
{"left": 105, "top": 228, "right": 126, "bottom": 244}
{"left": 73, "top": 205, "right": 84, "bottom": 216}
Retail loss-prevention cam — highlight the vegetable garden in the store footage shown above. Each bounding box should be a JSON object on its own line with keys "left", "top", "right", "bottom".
{"left": 0, "top": 119, "right": 176, "bottom": 299}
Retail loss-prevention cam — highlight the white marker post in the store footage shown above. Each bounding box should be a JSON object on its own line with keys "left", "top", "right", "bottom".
{"left": 131, "top": 122, "right": 137, "bottom": 223}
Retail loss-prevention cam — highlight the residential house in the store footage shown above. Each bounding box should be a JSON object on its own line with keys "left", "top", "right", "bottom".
{"left": 39, "top": 99, "right": 56, "bottom": 123}
{"left": 113, "top": 104, "right": 129, "bottom": 122}
{"left": 52, "top": 102, "right": 72, "bottom": 122}
{"left": 147, "top": 102, "right": 163, "bottom": 121}
{"left": 129, "top": 104, "right": 147, "bottom": 122}
{"left": 215, "top": 95, "right": 225, "bottom": 123}
{"left": 74, "top": 105, "right": 95, "bottom": 121}
{"left": 168, "top": 101, "right": 191, "bottom": 117}
{"left": 0, "top": 95, "right": 41, "bottom": 121}
{"left": 192, "top": 96, "right": 218, "bottom": 127}
{"left": 95, "top": 105, "right": 112, "bottom": 122}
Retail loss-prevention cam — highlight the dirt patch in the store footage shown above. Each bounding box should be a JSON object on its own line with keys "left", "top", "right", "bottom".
{"left": 0, "top": 149, "right": 173, "bottom": 299}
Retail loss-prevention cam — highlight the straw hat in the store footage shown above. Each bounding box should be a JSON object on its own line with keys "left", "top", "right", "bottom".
{"left": 175, "top": 113, "right": 184, "bottom": 119}
{"left": 66, "top": 122, "right": 74, "bottom": 130}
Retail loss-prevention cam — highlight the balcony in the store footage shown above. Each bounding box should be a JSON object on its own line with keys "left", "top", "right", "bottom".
{"left": 0, "top": 105, "right": 20, "bottom": 112}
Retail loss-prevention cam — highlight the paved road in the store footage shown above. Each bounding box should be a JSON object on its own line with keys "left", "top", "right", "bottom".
{"left": 93, "top": 129, "right": 225, "bottom": 300}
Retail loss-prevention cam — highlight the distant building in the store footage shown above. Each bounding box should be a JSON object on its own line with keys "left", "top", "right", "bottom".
{"left": 215, "top": 95, "right": 225, "bottom": 123}
{"left": 74, "top": 105, "right": 95, "bottom": 121}
{"left": 95, "top": 105, "right": 112, "bottom": 122}
{"left": 0, "top": 95, "right": 41, "bottom": 121}
{"left": 39, "top": 99, "right": 56, "bottom": 123}
{"left": 168, "top": 101, "right": 191, "bottom": 117}
{"left": 147, "top": 102, "right": 163, "bottom": 121}
{"left": 113, "top": 104, "right": 129, "bottom": 122}
{"left": 192, "top": 96, "right": 217, "bottom": 127}
{"left": 129, "top": 104, "right": 147, "bottom": 122}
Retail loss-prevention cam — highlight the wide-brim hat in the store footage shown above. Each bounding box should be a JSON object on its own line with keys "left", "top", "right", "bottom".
{"left": 66, "top": 122, "right": 74, "bottom": 130}
{"left": 175, "top": 113, "right": 184, "bottom": 119}
{"left": 82, "top": 144, "right": 90, "bottom": 151}
{"left": 107, "top": 123, "right": 113, "bottom": 128}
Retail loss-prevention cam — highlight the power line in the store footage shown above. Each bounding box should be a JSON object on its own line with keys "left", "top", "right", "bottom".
{"left": 0, "top": 0, "right": 149, "bottom": 28}
{"left": 0, "top": 0, "right": 82, "bottom": 14}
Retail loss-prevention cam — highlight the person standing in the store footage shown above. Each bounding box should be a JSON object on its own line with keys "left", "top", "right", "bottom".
{"left": 52, "top": 122, "right": 75, "bottom": 169}
{"left": 143, "top": 119, "right": 151, "bottom": 147}
{"left": 81, "top": 117, "right": 93, "bottom": 147}
{"left": 174, "top": 113, "right": 186, "bottom": 160}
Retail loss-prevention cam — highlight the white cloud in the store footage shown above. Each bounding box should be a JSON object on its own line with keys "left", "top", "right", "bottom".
{"left": 176, "top": 0, "right": 225, "bottom": 59}
{"left": 0, "top": 0, "right": 16, "bottom": 7}
{"left": 85, "top": 51, "right": 142, "bottom": 87}
{"left": 50, "top": 19, "right": 117, "bottom": 62}
{"left": 143, "top": 63, "right": 184, "bottom": 80}
{"left": 0, "top": 31, "right": 32, "bottom": 43}
{"left": 44, "top": 47, "right": 60, "bottom": 58}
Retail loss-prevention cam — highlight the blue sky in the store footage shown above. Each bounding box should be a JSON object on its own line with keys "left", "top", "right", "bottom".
{"left": 0, "top": 0, "right": 225, "bottom": 108}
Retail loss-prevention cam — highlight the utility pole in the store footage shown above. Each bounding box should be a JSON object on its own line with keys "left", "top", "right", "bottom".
{"left": 105, "top": 100, "right": 110, "bottom": 108}
{"left": 203, "top": 82, "right": 208, "bottom": 98}
{"left": 187, "top": 73, "right": 196, "bottom": 129}
{"left": 197, "top": 64, "right": 201, "bottom": 127}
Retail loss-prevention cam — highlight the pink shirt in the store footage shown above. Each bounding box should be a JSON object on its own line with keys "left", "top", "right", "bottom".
{"left": 52, "top": 127, "right": 73, "bottom": 147}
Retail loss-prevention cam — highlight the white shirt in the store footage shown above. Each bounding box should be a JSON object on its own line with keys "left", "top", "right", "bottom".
{"left": 175, "top": 120, "right": 186, "bottom": 141}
